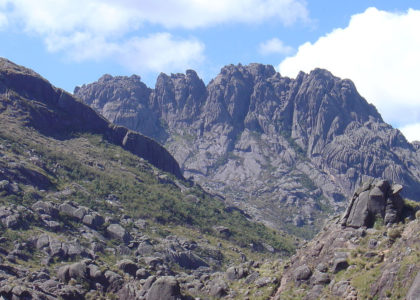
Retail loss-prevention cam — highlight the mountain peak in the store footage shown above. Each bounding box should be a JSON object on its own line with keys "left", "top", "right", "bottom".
{"left": 75, "top": 63, "right": 420, "bottom": 234}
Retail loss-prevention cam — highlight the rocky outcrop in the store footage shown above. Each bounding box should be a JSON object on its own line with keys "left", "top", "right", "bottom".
{"left": 75, "top": 63, "right": 420, "bottom": 234}
{"left": 273, "top": 181, "right": 420, "bottom": 300}
{"left": 341, "top": 179, "right": 404, "bottom": 228}
{"left": 0, "top": 58, "right": 182, "bottom": 179}
{"left": 145, "top": 276, "right": 183, "bottom": 300}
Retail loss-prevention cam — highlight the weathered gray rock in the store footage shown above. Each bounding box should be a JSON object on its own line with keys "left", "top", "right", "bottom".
{"left": 117, "top": 281, "right": 143, "bottom": 300}
{"left": 225, "top": 266, "right": 248, "bottom": 281}
{"left": 244, "top": 271, "right": 260, "bottom": 284}
{"left": 117, "top": 259, "right": 138, "bottom": 277}
{"left": 254, "top": 276, "right": 277, "bottom": 288}
{"left": 58, "top": 201, "right": 78, "bottom": 217}
{"left": 342, "top": 179, "right": 405, "bottom": 228}
{"left": 311, "top": 270, "right": 330, "bottom": 285}
{"left": 136, "top": 241, "right": 155, "bottom": 256}
{"left": 136, "top": 268, "right": 150, "bottom": 280}
{"left": 166, "top": 249, "right": 208, "bottom": 270}
{"left": 293, "top": 265, "right": 312, "bottom": 281}
{"left": 87, "top": 264, "right": 105, "bottom": 282}
{"left": 58, "top": 285, "right": 84, "bottom": 300}
{"left": 68, "top": 261, "right": 87, "bottom": 280}
{"left": 82, "top": 213, "right": 104, "bottom": 228}
{"left": 146, "top": 276, "right": 182, "bottom": 300}
{"left": 106, "top": 224, "right": 131, "bottom": 243}
{"left": 104, "top": 270, "right": 124, "bottom": 292}
{"left": 331, "top": 280, "right": 351, "bottom": 297}
{"left": 73, "top": 207, "right": 88, "bottom": 220}
{"left": 142, "top": 275, "right": 157, "bottom": 291}
{"left": 316, "top": 263, "right": 328, "bottom": 273}
{"left": 32, "top": 201, "right": 59, "bottom": 217}
{"left": 142, "top": 257, "right": 164, "bottom": 269}
{"left": 57, "top": 262, "right": 87, "bottom": 282}
{"left": 0, "top": 206, "right": 25, "bottom": 229}
{"left": 57, "top": 265, "right": 70, "bottom": 282}
{"left": 35, "top": 234, "right": 50, "bottom": 249}
{"left": 208, "top": 279, "right": 228, "bottom": 298}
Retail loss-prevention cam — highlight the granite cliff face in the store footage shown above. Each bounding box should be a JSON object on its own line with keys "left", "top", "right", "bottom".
{"left": 0, "top": 58, "right": 182, "bottom": 178}
{"left": 75, "top": 63, "right": 420, "bottom": 235}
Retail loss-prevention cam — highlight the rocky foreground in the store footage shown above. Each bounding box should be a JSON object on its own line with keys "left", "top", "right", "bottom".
{"left": 0, "top": 198, "right": 282, "bottom": 299}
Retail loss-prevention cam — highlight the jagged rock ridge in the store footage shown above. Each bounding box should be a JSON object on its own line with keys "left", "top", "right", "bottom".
{"left": 75, "top": 63, "right": 420, "bottom": 235}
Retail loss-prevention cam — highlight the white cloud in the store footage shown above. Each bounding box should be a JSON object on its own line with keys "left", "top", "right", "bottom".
{"left": 117, "top": 33, "right": 205, "bottom": 73}
{"left": 400, "top": 123, "right": 420, "bottom": 143}
{"left": 2, "top": 0, "right": 309, "bottom": 33}
{"left": 259, "top": 38, "right": 293, "bottom": 55}
{"left": 0, "top": 13, "right": 6, "bottom": 28}
{"left": 109, "top": 0, "right": 310, "bottom": 28}
{"left": 279, "top": 7, "right": 420, "bottom": 132}
{"left": 43, "top": 31, "right": 205, "bottom": 74}
{"left": 0, "top": 0, "right": 308, "bottom": 74}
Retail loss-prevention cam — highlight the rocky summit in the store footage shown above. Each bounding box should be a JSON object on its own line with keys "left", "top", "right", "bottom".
{"left": 75, "top": 63, "right": 420, "bottom": 236}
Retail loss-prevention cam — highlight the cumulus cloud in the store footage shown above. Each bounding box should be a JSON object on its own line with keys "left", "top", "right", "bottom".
{"left": 259, "top": 38, "right": 293, "bottom": 55}
{"left": 117, "top": 33, "right": 205, "bottom": 73}
{"left": 0, "top": 0, "right": 308, "bottom": 74}
{"left": 2, "top": 0, "right": 309, "bottom": 33}
{"left": 107, "top": 0, "right": 309, "bottom": 28}
{"left": 279, "top": 7, "right": 420, "bottom": 142}
{"left": 42, "top": 31, "right": 205, "bottom": 74}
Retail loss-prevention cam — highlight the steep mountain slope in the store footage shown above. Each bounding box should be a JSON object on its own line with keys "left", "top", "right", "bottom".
{"left": 0, "top": 58, "right": 297, "bottom": 299}
{"left": 273, "top": 179, "right": 420, "bottom": 300}
{"left": 0, "top": 59, "right": 182, "bottom": 179}
{"left": 75, "top": 63, "right": 420, "bottom": 237}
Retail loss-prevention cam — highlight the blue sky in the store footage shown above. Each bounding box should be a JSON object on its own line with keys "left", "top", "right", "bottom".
{"left": 1, "top": 0, "right": 420, "bottom": 141}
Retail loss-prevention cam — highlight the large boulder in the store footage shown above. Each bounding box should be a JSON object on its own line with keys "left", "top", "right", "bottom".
{"left": 293, "top": 264, "right": 312, "bottom": 281}
{"left": 341, "top": 179, "right": 405, "bottom": 228}
{"left": 145, "top": 276, "right": 183, "bottom": 300}
{"left": 32, "top": 201, "right": 59, "bottom": 218}
{"left": 166, "top": 249, "right": 208, "bottom": 270}
{"left": 106, "top": 224, "right": 131, "bottom": 244}
{"left": 225, "top": 266, "right": 248, "bottom": 281}
{"left": 117, "top": 259, "right": 138, "bottom": 277}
